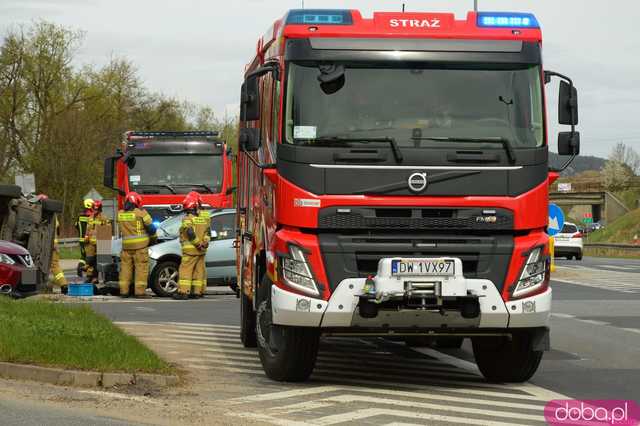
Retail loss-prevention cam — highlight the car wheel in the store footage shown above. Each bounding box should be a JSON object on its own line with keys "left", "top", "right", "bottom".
{"left": 576, "top": 252, "right": 583, "bottom": 261}
{"left": 0, "top": 184, "right": 21, "bottom": 198}
{"left": 151, "top": 260, "right": 179, "bottom": 297}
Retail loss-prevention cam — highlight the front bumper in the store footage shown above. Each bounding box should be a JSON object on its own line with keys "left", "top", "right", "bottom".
{"left": 271, "top": 258, "right": 551, "bottom": 331}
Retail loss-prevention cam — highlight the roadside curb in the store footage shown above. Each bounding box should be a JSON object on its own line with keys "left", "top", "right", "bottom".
{"left": 0, "top": 362, "right": 179, "bottom": 388}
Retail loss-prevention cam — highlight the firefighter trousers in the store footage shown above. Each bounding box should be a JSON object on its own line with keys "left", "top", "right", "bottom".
{"left": 84, "top": 243, "right": 97, "bottom": 280}
{"left": 119, "top": 248, "right": 148, "bottom": 296}
{"left": 178, "top": 253, "right": 206, "bottom": 295}
{"left": 50, "top": 249, "right": 67, "bottom": 288}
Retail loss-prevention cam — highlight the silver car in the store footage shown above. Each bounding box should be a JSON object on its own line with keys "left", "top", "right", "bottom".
{"left": 147, "top": 209, "right": 236, "bottom": 296}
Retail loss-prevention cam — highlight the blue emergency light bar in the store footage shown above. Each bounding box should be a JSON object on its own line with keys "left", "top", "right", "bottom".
{"left": 127, "top": 131, "right": 219, "bottom": 139}
{"left": 286, "top": 9, "right": 353, "bottom": 25}
{"left": 477, "top": 12, "right": 539, "bottom": 29}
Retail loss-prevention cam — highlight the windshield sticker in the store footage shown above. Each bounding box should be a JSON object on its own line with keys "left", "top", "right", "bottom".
{"left": 129, "top": 175, "right": 141, "bottom": 184}
{"left": 294, "top": 126, "right": 317, "bottom": 139}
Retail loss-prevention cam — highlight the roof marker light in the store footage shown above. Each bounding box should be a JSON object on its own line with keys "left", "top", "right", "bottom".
{"left": 286, "top": 9, "right": 353, "bottom": 25}
{"left": 477, "top": 12, "right": 539, "bottom": 29}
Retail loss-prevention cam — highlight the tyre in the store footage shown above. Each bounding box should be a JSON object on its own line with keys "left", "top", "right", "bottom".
{"left": 576, "top": 252, "right": 583, "bottom": 261}
{"left": 404, "top": 336, "right": 433, "bottom": 347}
{"left": 150, "top": 260, "right": 179, "bottom": 297}
{"left": 0, "top": 184, "right": 21, "bottom": 198}
{"left": 472, "top": 332, "right": 543, "bottom": 383}
{"left": 256, "top": 276, "right": 320, "bottom": 382}
{"left": 240, "top": 286, "right": 257, "bottom": 348}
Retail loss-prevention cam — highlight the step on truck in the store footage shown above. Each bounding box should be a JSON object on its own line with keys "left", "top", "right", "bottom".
{"left": 236, "top": 9, "right": 580, "bottom": 383}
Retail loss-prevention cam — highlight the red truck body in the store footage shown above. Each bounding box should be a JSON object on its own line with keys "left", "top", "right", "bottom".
{"left": 236, "top": 9, "right": 579, "bottom": 383}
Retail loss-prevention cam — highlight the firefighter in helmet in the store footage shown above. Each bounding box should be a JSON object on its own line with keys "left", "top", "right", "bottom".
{"left": 117, "top": 192, "right": 156, "bottom": 298}
{"left": 174, "top": 191, "right": 210, "bottom": 300}
{"left": 83, "top": 199, "right": 111, "bottom": 283}
{"left": 75, "top": 198, "right": 93, "bottom": 276}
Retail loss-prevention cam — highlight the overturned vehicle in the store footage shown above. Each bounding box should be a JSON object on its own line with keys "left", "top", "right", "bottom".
{"left": 0, "top": 184, "right": 63, "bottom": 296}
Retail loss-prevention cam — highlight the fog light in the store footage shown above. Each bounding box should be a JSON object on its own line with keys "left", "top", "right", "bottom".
{"left": 296, "top": 298, "right": 310, "bottom": 312}
{"left": 522, "top": 300, "right": 536, "bottom": 313}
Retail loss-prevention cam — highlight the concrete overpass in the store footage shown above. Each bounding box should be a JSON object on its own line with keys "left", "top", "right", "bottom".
{"left": 549, "top": 191, "right": 630, "bottom": 224}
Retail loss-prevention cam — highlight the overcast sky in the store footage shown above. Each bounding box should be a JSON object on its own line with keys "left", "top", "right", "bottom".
{"left": 1, "top": 0, "right": 639, "bottom": 158}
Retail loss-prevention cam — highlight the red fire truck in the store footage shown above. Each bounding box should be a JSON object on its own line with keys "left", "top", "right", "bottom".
{"left": 104, "top": 131, "right": 234, "bottom": 222}
{"left": 237, "top": 9, "right": 579, "bottom": 383}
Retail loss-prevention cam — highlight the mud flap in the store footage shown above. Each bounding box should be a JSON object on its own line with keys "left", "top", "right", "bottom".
{"left": 530, "top": 327, "right": 550, "bottom": 351}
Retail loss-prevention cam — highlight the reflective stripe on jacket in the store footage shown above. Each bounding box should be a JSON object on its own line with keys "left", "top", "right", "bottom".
{"left": 117, "top": 208, "right": 153, "bottom": 250}
{"left": 179, "top": 211, "right": 211, "bottom": 256}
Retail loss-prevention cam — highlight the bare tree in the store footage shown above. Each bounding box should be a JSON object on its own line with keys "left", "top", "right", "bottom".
{"left": 609, "top": 142, "right": 640, "bottom": 175}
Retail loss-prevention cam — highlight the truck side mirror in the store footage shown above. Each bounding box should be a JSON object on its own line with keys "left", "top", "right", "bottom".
{"left": 239, "top": 128, "right": 261, "bottom": 152}
{"left": 225, "top": 186, "right": 237, "bottom": 196}
{"left": 558, "top": 131, "right": 580, "bottom": 156}
{"left": 103, "top": 157, "right": 116, "bottom": 189}
{"left": 240, "top": 76, "right": 260, "bottom": 121}
{"left": 558, "top": 80, "right": 579, "bottom": 125}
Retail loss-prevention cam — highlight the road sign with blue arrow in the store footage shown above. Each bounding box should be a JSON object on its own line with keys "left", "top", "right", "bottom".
{"left": 548, "top": 203, "right": 565, "bottom": 237}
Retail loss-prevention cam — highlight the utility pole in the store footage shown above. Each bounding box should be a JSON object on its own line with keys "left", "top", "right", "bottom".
{"left": 474, "top": 0, "right": 478, "bottom": 12}
{"left": 301, "top": 0, "right": 304, "bottom": 8}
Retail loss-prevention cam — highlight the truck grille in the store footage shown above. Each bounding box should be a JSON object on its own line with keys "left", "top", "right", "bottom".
{"left": 318, "top": 207, "right": 513, "bottom": 230}
{"left": 319, "top": 232, "right": 513, "bottom": 293}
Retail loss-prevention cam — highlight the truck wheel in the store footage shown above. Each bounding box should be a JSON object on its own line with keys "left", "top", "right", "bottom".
{"left": 240, "top": 286, "right": 257, "bottom": 348}
{"left": 150, "top": 261, "right": 179, "bottom": 297}
{"left": 472, "top": 332, "right": 543, "bottom": 383}
{"left": 256, "top": 277, "right": 319, "bottom": 382}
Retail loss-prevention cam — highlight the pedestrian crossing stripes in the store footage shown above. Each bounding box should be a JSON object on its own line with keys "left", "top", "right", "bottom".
{"left": 553, "top": 265, "right": 640, "bottom": 293}
{"left": 116, "top": 321, "right": 561, "bottom": 425}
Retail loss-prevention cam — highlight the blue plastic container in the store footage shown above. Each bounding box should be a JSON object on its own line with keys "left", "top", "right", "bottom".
{"left": 68, "top": 283, "right": 94, "bottom": 297}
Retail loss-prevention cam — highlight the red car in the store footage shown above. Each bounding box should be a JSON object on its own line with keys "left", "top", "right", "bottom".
{"left": 0, "top": 240, "right": 38, "bottom": 297}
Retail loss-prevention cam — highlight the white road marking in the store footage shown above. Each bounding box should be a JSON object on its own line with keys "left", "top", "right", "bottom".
{"left": 232, "top": 386, "right": 344, "bottom": 403}
{"left": 551, "top": 313, "right": 575, "bottom": 319}
{"left": 305, "top": 408, "right": 529, "bottom": 426}
{"left": 622, "top": 328, "right": 640, "bottom": 335}
{"left": 315, "top": 394, "right": 545, "bottom": 422}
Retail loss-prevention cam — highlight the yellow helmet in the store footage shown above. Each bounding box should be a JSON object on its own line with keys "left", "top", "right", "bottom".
{"left": 83, "top": 198, "right": 94, "bottom": 209}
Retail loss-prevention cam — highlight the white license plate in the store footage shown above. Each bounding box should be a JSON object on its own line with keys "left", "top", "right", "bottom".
{"left": 555, "top": 237, "right": 568, "bottom": 241}
{"left": 391, "top": 259, "right": 455, "bottom": 276}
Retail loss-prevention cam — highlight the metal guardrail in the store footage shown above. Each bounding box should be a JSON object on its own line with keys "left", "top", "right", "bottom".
{"left": 57, "top": 238, "right": 79, "bottom": 247}
{"left": 584, "top": 243, "right": 640, "bottom": 251}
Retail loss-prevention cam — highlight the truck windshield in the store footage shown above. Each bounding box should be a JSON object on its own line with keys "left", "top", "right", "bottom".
{"left": 285, "top": 63, "right": 544, "bottom": 149}
{"left": 127, "top": 155, "right": 223, "bottom": 194}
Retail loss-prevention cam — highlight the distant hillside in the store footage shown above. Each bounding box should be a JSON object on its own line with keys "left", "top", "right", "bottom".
{"left": 550, "top": 153, "right": 606, "bottom": 176}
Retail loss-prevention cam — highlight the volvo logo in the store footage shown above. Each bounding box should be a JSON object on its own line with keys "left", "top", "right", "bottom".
{"left": 408, "top": 172, "right": 428, "bottom": 193}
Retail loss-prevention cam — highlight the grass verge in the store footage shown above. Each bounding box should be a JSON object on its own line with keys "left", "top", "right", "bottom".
{"left": 584, "top": 247, "right": 640, "bottom": 259}
{"left": 0, "top": 297, "right": 172, "bottom": 374}
{"left": 587, "top": 208, "right": 640, "bottom": 244}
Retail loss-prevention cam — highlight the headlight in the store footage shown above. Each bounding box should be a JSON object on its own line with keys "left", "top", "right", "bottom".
{"left": 0, "top": 253, "right": 16, "bottom": 265}
{"left": 279, "top": 245, "right": 319, "bottom": 297}
{"left": 512, "top": 247, "right": 549, "bottom": 299}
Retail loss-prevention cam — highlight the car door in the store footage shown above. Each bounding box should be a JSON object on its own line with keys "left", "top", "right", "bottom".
{"left": 205, "top": 212, "right": 237, "bottom": 282}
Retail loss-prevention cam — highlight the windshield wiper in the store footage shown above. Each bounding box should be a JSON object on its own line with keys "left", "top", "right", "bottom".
{"left": 312, "top": 136, "right": 403, "bottom": 163}
{"left": 135, "top": 184, "right": 177, "bottom": 194}
{"left": 412, "top": 136, "right": 516, "bottom": 164}
{"left": 172, "top": 183, "right": 215, "bottom": 193}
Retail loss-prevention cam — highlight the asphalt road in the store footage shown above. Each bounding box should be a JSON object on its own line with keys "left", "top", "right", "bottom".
{"left": 90, "top": 256, "right": 640, "bottom": 401}
{"left": 0, "top": 399, "right": 136, "bottom": 426}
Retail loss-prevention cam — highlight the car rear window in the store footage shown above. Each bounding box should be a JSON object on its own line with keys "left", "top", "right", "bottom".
{"left": 561, "top": 224, "right": 578, "bottom": 234}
